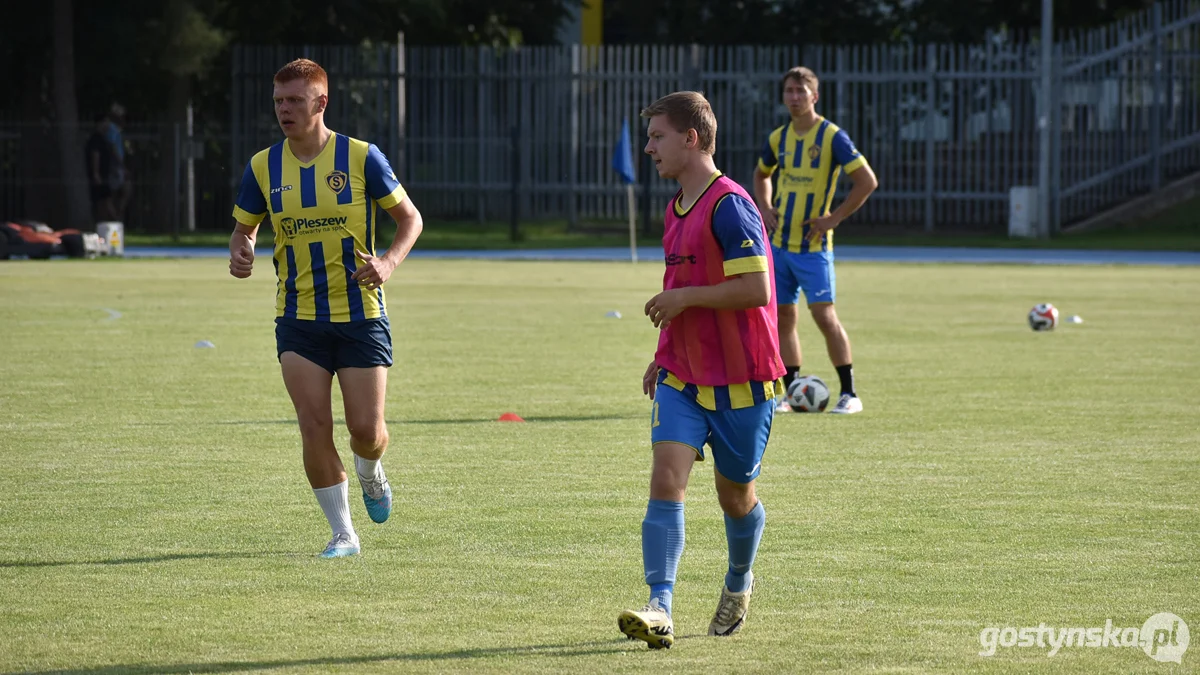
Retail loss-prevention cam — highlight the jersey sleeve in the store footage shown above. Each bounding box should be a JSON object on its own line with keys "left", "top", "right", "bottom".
{"left": 712, "top": 194, "right": 770, "bottom": 277}
{"left": 364, "top": 144, "right": 407, "bottom": 209}
{"left": 232, "top": 161, "right": 267, "bottom": 226}
{"left": 756, "top": 131, "right": 779, "bottom": 175}
{"left": 831, "top": 130, "right": 868, "bottom": 174}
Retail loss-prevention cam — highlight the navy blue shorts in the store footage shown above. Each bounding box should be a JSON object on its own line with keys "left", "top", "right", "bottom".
{"left": 275, "top": 316, "right": 393, "bottom": 374}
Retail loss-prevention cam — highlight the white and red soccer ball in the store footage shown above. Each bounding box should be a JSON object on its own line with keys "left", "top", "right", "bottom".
{"left": 1028, "top": 303, "right": 1060, "bottom": 331}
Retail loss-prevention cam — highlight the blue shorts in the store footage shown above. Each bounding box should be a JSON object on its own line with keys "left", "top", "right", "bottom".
{"left": 773, "top": 248, "right": 836, "bottom": 306}
{"left": 275, "top": 316, "right": 393, "bottom": 374}
{"left": 650, "top": 383, "right": 775, "bottom": 483}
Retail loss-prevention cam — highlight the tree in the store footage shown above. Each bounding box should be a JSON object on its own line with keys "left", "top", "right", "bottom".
{"left": 53, "top": 0, "right": 91, "bottom": 229}
{"left": 146, "top": 0, "right": 229, "bottom": 231}
{"left": 5, "top": 1, "right": 574, "bottom": 230}
{"left": 602, "top": 0, "right": 905, "bottom": 45}
{"left": 898, "top": 0, "right": 1156, "bottom": 43}
{"left": 601, "top": 0, "right": 1157, "bottom": 45}
{"left": 211, "top": 0, "right": 571, "bottom": 46}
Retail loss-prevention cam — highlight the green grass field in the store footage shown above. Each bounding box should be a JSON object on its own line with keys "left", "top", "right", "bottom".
{"left": 1, "top": 258, "right": 1198, "bottom": 674}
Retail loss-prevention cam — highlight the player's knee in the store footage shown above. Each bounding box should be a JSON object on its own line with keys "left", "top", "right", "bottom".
{"left": 348, "top": 420, "right": 387, "bottom": 457}
{"left": 296, "top": 414, "right": 334, "bottom": 442}
{"left": 649, "top": 468, "right": 688, "bottom": 501}
{"left": 777, "top": 304, "right": 800, "bottom": 329}
{"left": 810, "top": 307, "right": 840, "bottom": 333}
{"left": 717, "top": 486, "right": 757, "bottom": 518}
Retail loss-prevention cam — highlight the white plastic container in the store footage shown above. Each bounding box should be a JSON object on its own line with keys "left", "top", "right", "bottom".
{"left": 1008, "top": 187, "right": 1038, "bottom": 239}
{"left": 96, "top": 221, "right": 124, "bottom": 256}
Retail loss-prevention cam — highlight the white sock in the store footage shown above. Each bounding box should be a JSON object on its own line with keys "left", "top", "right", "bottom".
{"left": 354, "top": 455, "right": 383, "bottom": 481}
{"left": 313, "top": 481, "right": 356, "bottom": 538}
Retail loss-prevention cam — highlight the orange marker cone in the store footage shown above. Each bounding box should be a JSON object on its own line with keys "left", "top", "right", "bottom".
{"left": 498, "top": 412, "right": 525, "bottom": 422}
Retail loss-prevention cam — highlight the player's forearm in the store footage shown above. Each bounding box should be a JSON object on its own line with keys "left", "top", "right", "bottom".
{"left": 831, "top": 169, "right": 878, "bottom": 225}
{"left": 230, "top": 224, "right": 257, "bottom": 249}
{"left": 380, "top": 210, "right": 423, "bottom": 267}
{"left": 752, "top": 173, "right": 773, "bottom": 212}
{"left": 830, "top": 181, "right": 876, "bottom": 225}
{"left": 679, "top": 273, "right": 771, "bottom": 310}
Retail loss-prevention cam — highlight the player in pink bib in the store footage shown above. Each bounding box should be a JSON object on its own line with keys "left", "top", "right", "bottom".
{"left": 617, "top": 92, "right": 786, "bottom": 650}
{"left": 655, "top": 172, "right": 784, "bottom": 388}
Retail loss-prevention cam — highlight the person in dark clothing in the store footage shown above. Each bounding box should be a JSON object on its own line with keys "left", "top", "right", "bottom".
{"left": 84, "top": 113, "right": 117, "bottom": 222}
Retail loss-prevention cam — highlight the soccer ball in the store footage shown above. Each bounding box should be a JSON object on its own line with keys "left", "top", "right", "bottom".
{"left": 1028, "top": 303, "right": 1060, "bottom": 331}
{"left": 785, "top": 375, "right": 830, "bottom": 412}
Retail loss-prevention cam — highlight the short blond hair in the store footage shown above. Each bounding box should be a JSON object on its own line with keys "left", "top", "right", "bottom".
{"left": 640, "top": 91, "right": 717, "bottom": 155}
{"left": 781, "top": 66, "right": 819, "bottom": 94}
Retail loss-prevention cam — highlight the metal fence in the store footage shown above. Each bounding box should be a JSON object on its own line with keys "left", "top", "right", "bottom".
{"left": 1056, "top": 2, "right": 1200, "bottom": 226}
{"left": 0, "top": 121, "right": 233, "bottom": 233}
{"left": 2, "top": 0, "right": 1197, "bottom": 235}
{"left": 229, "top": 0, "right": 1199, "bottom": 234}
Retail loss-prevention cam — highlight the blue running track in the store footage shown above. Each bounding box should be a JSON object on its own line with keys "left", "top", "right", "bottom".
{"left": 123, "top": 245, "right": 1200, "bottom": 266}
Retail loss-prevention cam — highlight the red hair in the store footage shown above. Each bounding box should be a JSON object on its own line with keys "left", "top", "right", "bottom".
{"left": 274, "top": 59, "right": 328, "bottom": 93}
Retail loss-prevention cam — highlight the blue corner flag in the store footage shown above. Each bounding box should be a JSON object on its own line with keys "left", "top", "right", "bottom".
{"left": 612, "top": 117, "right": 636, "bottom": 185}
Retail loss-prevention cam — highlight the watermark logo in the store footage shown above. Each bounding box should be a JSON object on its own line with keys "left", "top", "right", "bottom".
{"left": 1143, "top": 613, "right": 1189, "bottom": 663}
{"left": 979, "top": 613, "right": 1188, "bottom": 662}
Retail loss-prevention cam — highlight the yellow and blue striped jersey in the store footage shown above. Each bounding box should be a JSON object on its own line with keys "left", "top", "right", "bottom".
{"left": 757, "top": 118, "right": 868, "bottom": 254}
{"left": 658, "top": 370, "right": 785, "bottom": 412}
{"left": 233, "top": 133, "right": 406, "bottom": 322}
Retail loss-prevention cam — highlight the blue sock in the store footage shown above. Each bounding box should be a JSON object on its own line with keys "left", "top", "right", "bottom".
{"left": 724, "top": 501, "right": 765, "bottom": 593}
{"left": 642, "top": 499, "right": 685, "bottom": 616}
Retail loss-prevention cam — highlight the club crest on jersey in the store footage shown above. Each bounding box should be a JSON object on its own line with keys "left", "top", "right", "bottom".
{"left": 278, "top": 217, "right": 297, "bottom": 238}
{"left": 325, "top": 170, "right": 349, "bottom": 194}
{"left": 808, "top": 144, "right": 821, "bottom": 162}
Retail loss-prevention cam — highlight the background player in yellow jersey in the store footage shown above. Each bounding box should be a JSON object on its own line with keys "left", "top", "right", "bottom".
{"left": 228, "top": 59, "right": 424, "bottom": 558}
{"left": 753, "top": 67, "right": 878, "bottom": 415}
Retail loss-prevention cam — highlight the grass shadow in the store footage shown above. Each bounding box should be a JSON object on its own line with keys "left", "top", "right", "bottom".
{"left": 5, "top": 639, "right": 641, "bottom": 674}
{"left": 0, "top": 552, "right": 278, "bottom": 569}
{"left": 402, "top": 414, "right": 641, "bottom": 425}
{"left": 125, "top": 414, "right": 643, "bottom": 427}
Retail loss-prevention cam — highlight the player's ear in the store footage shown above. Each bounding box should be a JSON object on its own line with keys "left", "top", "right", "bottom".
{"left": 315, "top": 93, "right": 328, "bottom": 113}
{"left": 687, "top": 128, "right": 699, "bottom": 149}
